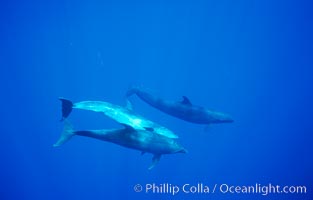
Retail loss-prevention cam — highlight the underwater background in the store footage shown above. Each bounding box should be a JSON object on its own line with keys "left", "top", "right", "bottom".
{"left": 1, "top": 0, "right": 312, "bottom": 199}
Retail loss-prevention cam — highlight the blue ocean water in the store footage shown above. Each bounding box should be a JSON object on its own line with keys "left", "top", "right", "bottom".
{"left": 1, "top": 0, "right": 312, "bottom": 199}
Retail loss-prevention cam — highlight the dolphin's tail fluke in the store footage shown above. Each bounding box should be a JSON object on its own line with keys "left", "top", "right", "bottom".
{"left": 54, "top": 119, "right": 75, "bottom": 147}
{"left": 59, "top": 98, "right": 73, "bottom": 121}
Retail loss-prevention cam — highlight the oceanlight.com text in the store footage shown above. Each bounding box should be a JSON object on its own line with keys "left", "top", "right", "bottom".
{"left": 133, "top": 183, "right": 307, "bottom": 196}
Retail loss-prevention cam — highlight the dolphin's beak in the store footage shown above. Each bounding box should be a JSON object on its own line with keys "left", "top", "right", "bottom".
{"left": 219, "top": 113, "right": 234, "bottom": 123}
{"left": 211, "top": 111, "right": 234, "bottom": 123}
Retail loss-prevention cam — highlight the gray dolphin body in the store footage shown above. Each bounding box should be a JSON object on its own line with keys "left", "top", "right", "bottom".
{"left": 54, "top": 120, "right": 186, "bottom": 170}
{"left": 126, "top": 86, "right": 234, "bottom": 124}
{"left": 59, "top": 98, "right": 178, "bottom": 139}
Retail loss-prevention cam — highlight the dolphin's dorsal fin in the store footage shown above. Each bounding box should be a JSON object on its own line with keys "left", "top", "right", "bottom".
{"left": 181, "top": 96, "right": 192, "bottom": 106}
{"left": 148, "top": 154, "right": 161, "bottom": 170}
{"left": 120, "top": 123, "right": 135, "bottom": 131}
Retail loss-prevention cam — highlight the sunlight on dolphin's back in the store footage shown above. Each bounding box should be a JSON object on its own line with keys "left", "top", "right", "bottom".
{"left": 73, "top": 100, "right": 178, "bottom": 139}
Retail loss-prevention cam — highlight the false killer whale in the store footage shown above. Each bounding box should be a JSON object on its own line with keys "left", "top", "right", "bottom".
{"left": 59, "top": 98, "right": 178, "bottom": 139}
{"left": 54, "top": 120, "right": 186, "bottom": 170}
{"left": 126, "top": 86, "right": 234, "bottom": 124}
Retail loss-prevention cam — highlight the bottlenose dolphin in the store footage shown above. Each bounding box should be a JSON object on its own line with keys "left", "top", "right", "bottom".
{"left": 126, "top": 86, "right": 234, "bottom": 124}
{"left": 59, "top": 98, "right": 178, "bottom": 139}
{"left": 54, "top": 120, "right": 186, "bottom": 170}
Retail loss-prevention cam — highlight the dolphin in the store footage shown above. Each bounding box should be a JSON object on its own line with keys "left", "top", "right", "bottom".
{"left": 54, "top": 120, "right": 186, "bottom": 170}
{"left": 59, "top": 98, "right": 178, "bottom": 139}
{"left": 126, "top": 86, "right": 234, "bottom": 124}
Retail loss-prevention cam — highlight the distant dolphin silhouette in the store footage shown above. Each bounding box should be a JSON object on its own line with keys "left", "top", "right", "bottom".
{"left": 59, "top": 98, "right": 178, "bottom": 139}
{"left": 54, "top": 120, "right": 186, "bottom": 170}
{"left": 126, "top": 86, "right": 234, "bottom": 124}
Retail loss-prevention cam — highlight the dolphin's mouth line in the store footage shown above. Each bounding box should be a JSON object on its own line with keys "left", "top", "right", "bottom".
{"left": 175, "top": 148, "right": 188, "bottom": 154}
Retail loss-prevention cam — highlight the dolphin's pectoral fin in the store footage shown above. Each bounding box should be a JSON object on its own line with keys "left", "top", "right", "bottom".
{"left": 148, "top": 154, "right": 161, "bottom": 170}
{"left": 181, "top": 96, "right": 192, "bottom": 106}
{"left": 144, "top": 127, "right": 154, "bottom": 132}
